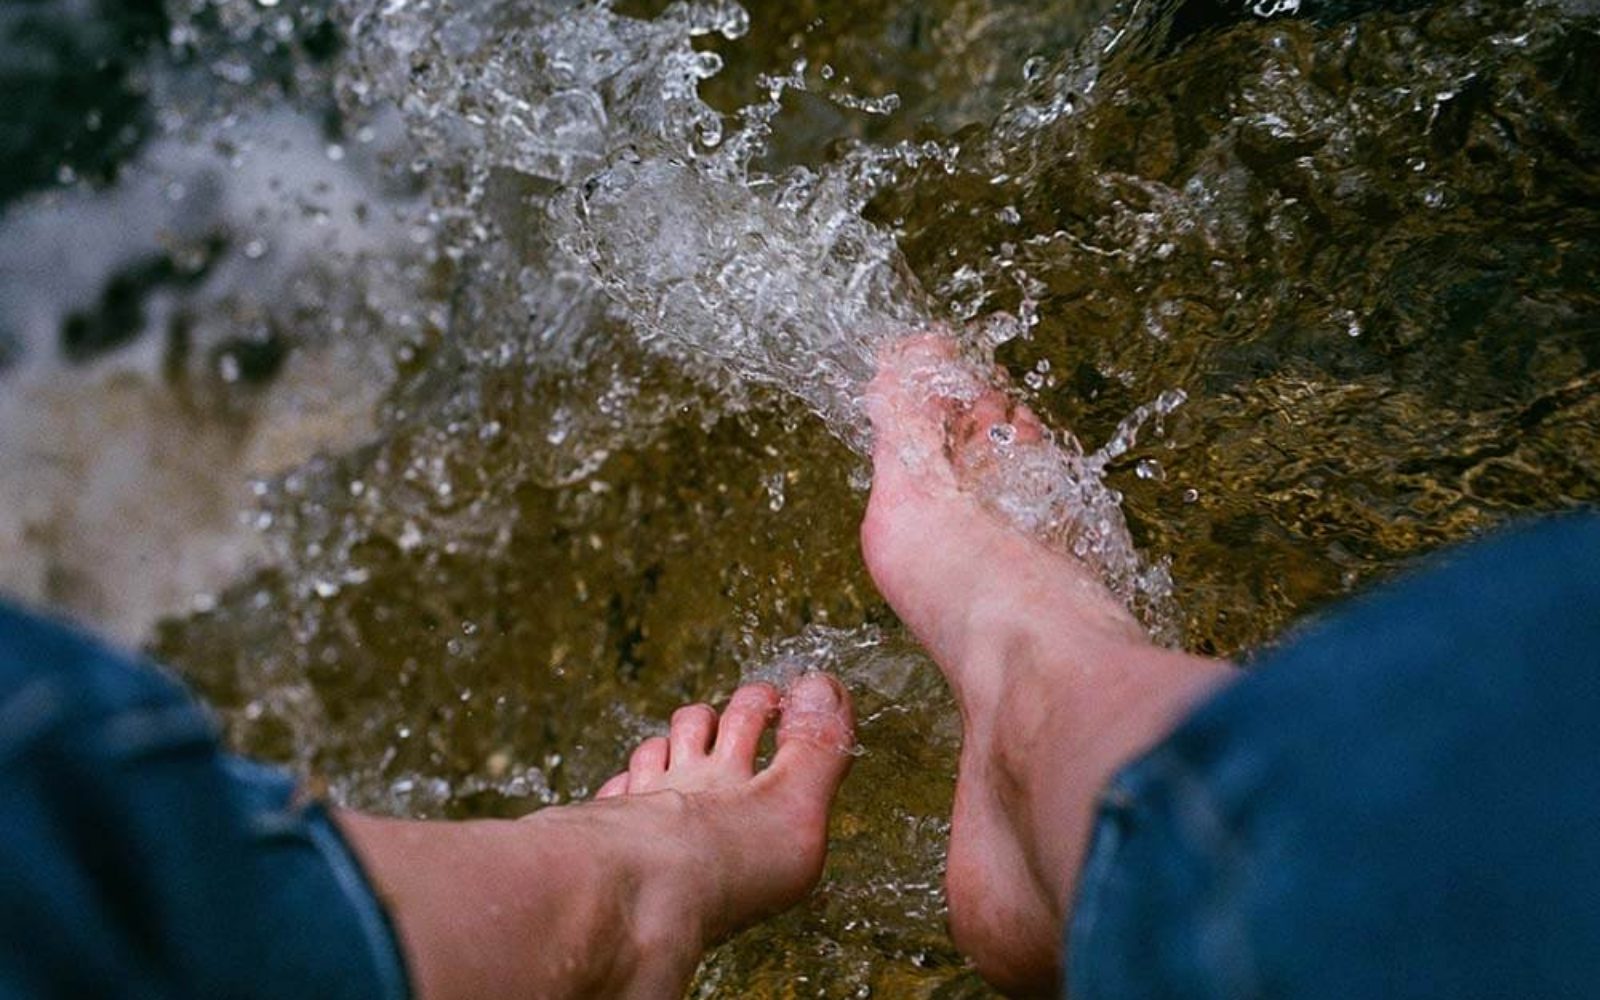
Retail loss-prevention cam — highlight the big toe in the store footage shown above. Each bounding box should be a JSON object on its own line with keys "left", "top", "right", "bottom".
{"left": 862, "top": 335, "right": 978, "bottom": 579}
{"left": 865, "top": 336, "right": 970, "bottom": 492}
{"left": 771, "top": 673, "right": 856, "bottom": 800}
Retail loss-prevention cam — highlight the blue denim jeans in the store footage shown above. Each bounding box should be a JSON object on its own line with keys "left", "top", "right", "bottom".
{"left": 1068, "top": 514, "right": 1600, "bottom": 999}
{"left": 0, "top": 604, "right": 409, "bottom": 999}
{"left": 4, "top": 518, "right": 1596, "bottom": 998}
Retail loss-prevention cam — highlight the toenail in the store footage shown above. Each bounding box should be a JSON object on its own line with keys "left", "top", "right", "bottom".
{"left": 788, "top": 674, "right": 840, "bottom": 712}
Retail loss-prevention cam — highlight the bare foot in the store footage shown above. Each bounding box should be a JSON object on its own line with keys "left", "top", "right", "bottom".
{"left": 343, "top": 673, "right": 855, "bottom": 1000}
{"left": 861, "top": 336, "right": 1232, "bottom": 995}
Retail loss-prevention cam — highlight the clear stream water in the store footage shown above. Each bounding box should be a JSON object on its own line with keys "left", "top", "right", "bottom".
{"left": 1, "top": 0, "right": 1597, "bottom": 994}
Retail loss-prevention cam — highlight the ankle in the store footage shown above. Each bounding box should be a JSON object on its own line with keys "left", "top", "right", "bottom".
{"left": 947, "top": 595, "right": 1146, "bottom": 726}
{"left": 513, "top": 803, "right": 709, "bottom": 997}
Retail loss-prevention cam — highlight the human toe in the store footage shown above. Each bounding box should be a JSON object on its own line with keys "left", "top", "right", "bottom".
{"left": 668, "top": 703, "right": 718, "bottom": 763}
{"left": 594, "top": 771, "right": 630, "bottom": 799}
{"left": 628, "top": 736, "right": 670, "bottom": 792}
{"left": 865, "top": 335, "right": 964, "bottom": 443}
{"left": 712, "top": 683, "right": 780, "bottom": 772}
{"left": 772, "top": 674, "right": 855, "bottom": 793}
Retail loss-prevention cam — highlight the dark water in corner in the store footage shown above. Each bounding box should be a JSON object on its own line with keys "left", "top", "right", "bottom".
{"left": 1, "top": 0, "right": 1596, "bottom": 995}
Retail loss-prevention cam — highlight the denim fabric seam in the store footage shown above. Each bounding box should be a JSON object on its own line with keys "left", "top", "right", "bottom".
{"left": 1067, "top": 747, "right": 1263, "bottom": 1000}
{"left": 1066, "top": 772, "right": 1137, "bottom": 1000}
{"left": 1153, "top": 749, "right": 1261, "bottom": 1000}
{"left": 303, "top": 803, "right": 413, "bottom": 1000}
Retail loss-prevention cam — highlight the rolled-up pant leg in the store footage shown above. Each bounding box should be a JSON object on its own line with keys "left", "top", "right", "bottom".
{"left": 0, "top": 603, "right": 410, "bottom": 999}
{"left": 1068, "top": 515, "right": 1600, "bottom": 1000}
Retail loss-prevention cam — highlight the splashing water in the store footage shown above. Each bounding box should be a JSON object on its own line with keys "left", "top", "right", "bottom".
{"left": 317, "top": 0, "right": 1182, "bottom": 618}
{"left": 4, "top": 0, "right": 1599, "bottom": 994}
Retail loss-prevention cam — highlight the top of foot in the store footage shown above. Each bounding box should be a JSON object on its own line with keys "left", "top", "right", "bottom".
{"left": 576, "top": 673, "right": 856, "bottom": 993}
{"left": 858, "top": 334, "right": 1232, "bottom": 997}
{"left": 860, "top": 335, "right": 1145, "bottom": 689}
{"left": 345, "top": 674, "right": 856, "bottom": 1000}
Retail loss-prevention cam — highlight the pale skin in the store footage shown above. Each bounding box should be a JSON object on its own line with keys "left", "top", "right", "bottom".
{"left": 338, "top": 333, "right": 1236, "bottom": 999}
{"left": 859, "top": 335, "right": 1237, "bottom": 995}
{"left": 342, "top": 673, "right": 856, "bottom": 999}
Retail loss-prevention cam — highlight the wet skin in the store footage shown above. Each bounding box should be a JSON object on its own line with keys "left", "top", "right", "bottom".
{"left": 861, "top": 336, "right": 1236, "bottom": 995}
{"left": 339, "top": 333, "right": 1232, "bottom": 1000}
{"left": 343, "top": 672, "right": 855, "bottom": 1000}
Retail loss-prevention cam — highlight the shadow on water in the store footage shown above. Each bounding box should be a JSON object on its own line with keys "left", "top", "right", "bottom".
{"left": 0, "top": 0, "right": 166, "bottom": 203}
{"left": 2, "top": 0, "right": 1598, "bottom": 995}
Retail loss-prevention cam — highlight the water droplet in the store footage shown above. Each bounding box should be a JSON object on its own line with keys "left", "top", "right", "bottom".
{"left": 765, "top": 471, "right": 787, "bottom": 512}
{"left": 397, "top": 521, "right": 424, "bottom": 552}
{"left": 691, "top": 50, "right": 724, "bottom": 80}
